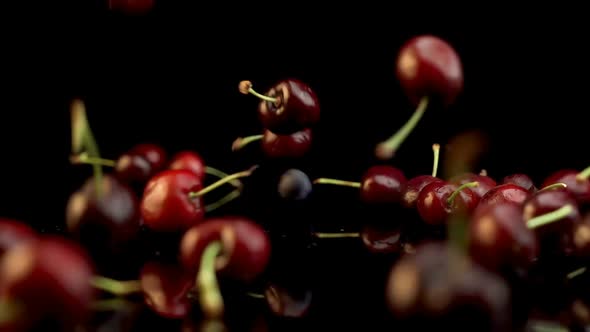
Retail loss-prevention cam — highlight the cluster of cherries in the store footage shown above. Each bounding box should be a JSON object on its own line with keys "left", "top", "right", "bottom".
{"left": 0, "top": 32, "right": 589, "bottom": 332}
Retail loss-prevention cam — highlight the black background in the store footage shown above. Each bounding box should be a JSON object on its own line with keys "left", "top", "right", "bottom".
{"left": 0, "top": 3, "right": 588, "bottom": 331}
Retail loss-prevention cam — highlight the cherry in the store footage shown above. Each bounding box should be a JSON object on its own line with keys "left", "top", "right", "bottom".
{"left": 386, "top": 242, "right": 511, "bottom": 332}
{"left": 314, "top": 165, "right": 407, "bottom": 204}
{"left": 66, "top": 174, "right": 141, "bottom": 255}
{"left": 262, "top": 283, "right": 312, "bottom": 318}
{"left": 180, "top": 217, "right": 271, "bottom": 318}
{"left": 114, "top": 143, "right": 167, "bottom": 185}
{"left": 239, "top": 79, "right": 320, "bottom": 135}
{"left": 402, "top": 144, "right": 444, "bottom": 208}
{"left": 502, "top": 173, "right": 537, "bottom": 193}
{"left": 542, "top": 166, "right": 590, "bottom": 205}
{"left": 478, "top": 184, "right": 530, "bottom": 209}
{"left": 277, "top": 168, "right": 313, "bottom": 201}
{"left": 168, "top": 150, "right": 206, "bottom": 180}
{"left": 0, "top": 236, "right": 96, "bottom": 329}
{"left": 0, "top": 219, "right": 36, "bottom": 256}
{"left": 450, "top": 172, "right": 496, "bottom": 198}
{"left": 375, "top": 36, "right": 464, "bottom": 159}
{"left": 416, "top": 181, "right": 480, "bottom": 225}
{"left": 468, "top": 202, "right": 538, "bottom": 273}
{"left": 108, "top": 0, "right": 155, "bottom": 14}
{"left": 139, "top": 261, "right": 194, "bottom": 319}
{"left": 232, "top": 128, "right": 312, "bottom": 159}
{"left": 360, "top": 223, "right": 404, "bottom": 254}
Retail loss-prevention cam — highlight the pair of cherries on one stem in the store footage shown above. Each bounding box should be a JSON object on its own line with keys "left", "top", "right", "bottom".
{"left": 91, "top": 216, "right": 271, "bottom": 319}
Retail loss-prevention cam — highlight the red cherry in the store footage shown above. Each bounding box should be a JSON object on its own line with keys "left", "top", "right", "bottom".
{"left": 261, "top": 129, "right": 312, "bottom": 159}
{"left": 572, "top": 213, "right": 590, "bottom": 258}
{"left": 416, "top": 181, "right": 480, "bottom": 225}
{"left": 168, "top": 151, "right": 206, "bottom": 179}
{"left": 478, "top": 184, "right": 530, "bottom": 209}
{"left": 180, "top": 216, "right": 271, "bottom": 282}
{"left": 542, "top": 168, "right": 590, "bottom": 205}
{"left": 139, "top": 261, "right": 194, "bottom": 319}
{"left": 360, "top": 224, "right": 403, "bottom": 254}
{"left": 402, "top": 175, "right": 444, "bottom": 208}
{"left": 115, "top": 143, "right": 167, "bottom": 185}
{"left": 264, "top": 283, "right": 312, "bottom": 318}
{"left": 469, "top": 202, "right": 538, "bottom": 272}
{"left": 0, "top": 237, "right": 95, "bottom": 328}
{"left": 140, "top": 170, "right": 204, "bottom": 233}
{"left": 359, "top": 166, "right": 407, "bottom": 204}
{"left": 450, "top": 172, "right": 496, "bottom": 198}
{"left": 108, "top": 0, "right": 155, "bottom": 14}
{"left": 502, "top": 173, "right": 537, "bottom": 193}
{"left": 0, "top": 219, "right": 36, "bottom": 256}
{"left": 239, "top": 79, "right": 320, "bottom": 135}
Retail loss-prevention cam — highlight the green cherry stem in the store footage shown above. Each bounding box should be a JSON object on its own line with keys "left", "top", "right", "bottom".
{"left": 91, "top": 298, "right": 136, "bottom": 312}
{"left": 189, "top": 166, "right": 257, "bottom": 199}
{"left": 312, "top": 232, "right": 360, "bottom": 238}
{"left": 567, "top": 267, "right": 586, "bottom": 280}
{"left": 239, "top": 80, "right": 278, "bottom": 103}
{"left": 576, "top": 165, "right": 590, "bottom": 181}
{"left": 232, "top": 135, "right": 264, "bottom": 152}
{"left": 70, "top": 153, "right": 117, "bottom": 167}
{"left": 246, "top": 292, "right": 266, "bottom": 299}
{"left": 196, "top": 241, "right": 224, "bottom": 319}
{"left": 447, "top": 181, "right": 479, "bottom": 206}
{"left": 90, "top": 276, "right": 142, "bottom": 296}
{"left": 527, "top": 204, "right": 575, "bottom": 229}
{"left": 432, "top": 143, "right": 440, "bottom": 177}
{"left": 538, "top": 182, "right": 567, "bottom": 192}
{"left": 312, "top": 178, "right": 361, "bottom": 188}
{"left": 375, "top": 96, "right": 429, "bottom": 160}
{"left": 205, "top": 189, "right": 242, "bottom": 213}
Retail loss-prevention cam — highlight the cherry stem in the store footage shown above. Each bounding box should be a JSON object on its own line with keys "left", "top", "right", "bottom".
{"left": 71, "top": 100, "right": 104, "bottom": 197}
{"left": 312, "top": 232, "right": 360, "bottom": 238}
{"left": 205, "top": 166, "right": 242, "bottom": 188}
{"left": 539, "top": 182, "right": 567, "bottom": 192}
{"left": 312, "top": 178, "right": 361, "bottom": 188}
{"left": 447, "top": 181, "right": 479, "bottom": 206}
{"left": 70, "top": 153, "right": 116, "bottom": 167}
{"left": 196, "top": 241, "right": 224, "bottom": 319}
{"left": 527, "top": 204, "right": 575, "bottom": 229}
{"left": 246, "top": 292, "right": 266, "bottom": 299}
{"left": 232, "top": 135, "right": 264, "bottom": 152}
{"left": 205, "top": 189, "right": 242, "bottom": 213}
{"left": 239, "top": 81, "right": 278, "bottom": 103}
{"left": 577, "top": 166, "right": 590, "bottom": 181}
{"left": 432, "top": 143, "right": 440, "bottom": 177}
{"left": 189, "top": 166, "right": 257, "bottom": 198}
{"left": 567, "top": 267, "right": 586, "bottom": 279}
{"left": 90, "top": 276, "right": 142, "bottom": 296}
{"left": 375, "top": 96, "right": 429, "bottom": 160}
{"left": 91, "top": 298, "right": 136, "bottom": 311}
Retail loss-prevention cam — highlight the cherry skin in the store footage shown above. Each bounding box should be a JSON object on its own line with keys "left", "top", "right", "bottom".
{"left": 240, "top": 79, "right": 320, "bottom": 135}
{"left": 469, "top": 202, "right": 538, "bottom": 273}
{"left": 359, "top": 165, "right": 407, "bottom": 204}
{"left": 140, "top": 169, "right": 204, "bottom": 233}
{"left": 66, "top": 174, "right": 141, "bottom": 254}
{"left": 168, "top": 151, "right": 206, "bottom": 180}
{"left": 261, "top": 129, "right": 312, "bottom": 159}
{"left": 572, "top": 212, "right": 590, "bottom": 258}
{"left": 360, "top": 224, "right": 403, "bottom": 254}
{"left": 0, "top": 219, "right": 36, "bottom": 256}
{"left": 402, "top": 175, "right": 444, "bottom": 208}
{"left": 180, "top": 216, "right": 271, "bottom": 283}
{"left": 478, "top": 184, "right": 530, "bottom": 209}
{"left": 416, "top": 181, "right": 480, "bottom": 225}
{"left": 0, "top": 236, "right": 96, "bottom": 329}
{"left": 108, "top": 0, "right": 155, "bottom": 14}
{"left": 450, "top": 172, "right": 496, "bottom": 198}
{"left": 140, "top": 261, "right": 194, "bottom": 319}
{"left": 542, "top": 169, "right": 590, "bottom": 205}
{"left": 396, "top": 35, "right": 464, "bottom": 107}
{"left": 115, "top": 143, "right": 167, "bottom": 185}
{"left": 264, "top": 283, "right": 312, "bottom": 318}
{"left": 502, "top": 173, "right": 537, "bottom": 193}
{"left": 277, "top": 168, "right": 312, "bottom": 201}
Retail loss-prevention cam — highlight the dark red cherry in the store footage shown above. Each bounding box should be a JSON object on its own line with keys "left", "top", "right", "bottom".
{"left": 140, "top": 261, "right": 194, "bottom": 319}
{"left": 416, "top": 181, "right": 480, "bottom": 225}
{"left": 359, "top": 165, "right": 407, "bottom": 204}
{"left": 261, "top": 129, "right": 312, "bottom": 159}
{"left": 360, "top": 224, "right": 403, "bottom": 254}
{"left": 0, "top": 219, "right": 36, "bottom": 256}
{"left": 108, "top": 0, "right": 154, "bottom": 14}
{"left": 542, "top": 169, "right": 590, "bottom": 205}
{"left": 0, "top": 237, "right": 95, "bottom": 329}
{"left": 66, "top": 174, "right": 140, "bottom": 253}
{"left": 396, "top": 35, "right": 464, "bottom": 107}
{"left": 502, "top": 173, "right": 537, "bottom": 193}
{"left": 264, "top": 283, "right": 312, "bottom": 318}
{"left": 180, "top": 216, "right": 271, "bottom": 282}
{"left": 140, "top": 169, "right": 204, "bottom": 233}
{"left": 115, "top": 143, "right": 167, "bottom": 185}
{"left": 572, "top": 213, "right": 590, "bottom": 258}
{"left": 168, "top": 151, "right": 206, "bottom": 180}
{"left": 478, "top": 184, "right": 530, "bottom": 209}
{"left": 240, "top": 79, "right": 320, "bottom": 135}
{"left": 469, "top": 203, "right": 538, "bottom": 272}
{"left": 386, "top": 242, "right": 511, "bottom": 332}
{"left": 401, "top": 175, "right": 444, "bottom": 208}
{"left": 450, "top": 173, "right": 496, "bottom": 198}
